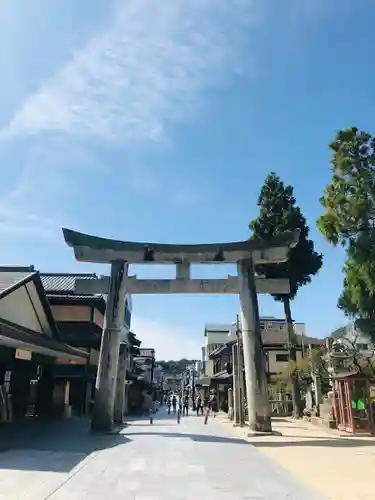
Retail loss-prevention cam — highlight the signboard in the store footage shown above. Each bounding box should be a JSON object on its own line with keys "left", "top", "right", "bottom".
{"left": 15, "top": 349, "right": 32, "bottom": 361}
{"left": 55, "top": 357, "right": 86, "bottom": 365}
{"left": 139, "top": 348, "right": 155, "bottom": 358}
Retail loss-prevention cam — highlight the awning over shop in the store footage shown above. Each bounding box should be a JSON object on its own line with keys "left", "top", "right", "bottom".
{"left": 0, "top": 317, "right": 89, "bottom": 361}
{"left": 196, "top": 372, "right": 232, "bottom": 387}
{"left": 211, "top": 370, "right": 232, "bottom": 383}
{"left": 195, "top": 376, "right": 211, "bottom": 387}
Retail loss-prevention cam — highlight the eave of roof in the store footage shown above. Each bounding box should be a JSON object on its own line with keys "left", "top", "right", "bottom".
{"left": 0, "top": 317, "right": 89, "bottom": 360}
{"left": 0, "top": 269, "right": 60, "bottom": 341}
{"left": 47, "top": 294, "right": 106, "bottom": 314}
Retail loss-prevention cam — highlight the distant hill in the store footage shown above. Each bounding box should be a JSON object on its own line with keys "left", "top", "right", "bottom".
{"left": 157, "top": 358, "right": 195, "bottom": 376}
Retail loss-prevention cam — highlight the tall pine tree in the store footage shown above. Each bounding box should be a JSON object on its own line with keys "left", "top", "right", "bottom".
{"left": 318, "top": 127, "right": 375, "bottom": 339}
{"left": 250, "top": 172, "right": 323, "bottom": 418}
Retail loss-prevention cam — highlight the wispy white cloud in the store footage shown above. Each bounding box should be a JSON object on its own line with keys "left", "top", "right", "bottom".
{"left": 0, "top": 0, "right": 259, "bottom": 238}
{"left": 131, "top": 315, "right": 201, "bottom": 360}
{"left": 0, "top": 135, "right": 95, "bottom": 238}
{"left": 2, "top": 0, "right": 258, "bottom": 142}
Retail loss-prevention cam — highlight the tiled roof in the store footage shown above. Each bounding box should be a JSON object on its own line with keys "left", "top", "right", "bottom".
{"left": 47, "top": 293, "right": 105, "bottom": 301}
{"left": 0, "top": 266, "right": 35, "bottom": 296}
{"left": 40, "top": 273, "right": 98, "bottom": 295}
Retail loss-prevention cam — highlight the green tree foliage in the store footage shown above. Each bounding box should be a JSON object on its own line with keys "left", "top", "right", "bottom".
{"left": 250, "top": 172, "right": 323, "bottom": 417}
{"left": 157, "top": 359, "right": 195, "bottom": 375}
{"left": 318, "top": 127, "right": 375, "bottom": 339}
{"left": 317, "top": 127, "right": 375, "bottom": 247}
{"left": 276, "top": 348, "right": 327, "bottom": 393}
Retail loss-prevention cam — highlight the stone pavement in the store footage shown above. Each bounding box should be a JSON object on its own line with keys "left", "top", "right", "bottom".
{"left": 0, "top": 410, "right": 324, "bottom": 500}
{"left": 0, "top": 411, "right": 321, "bottom": 499}
{"left": 216, "top": 414, "right": 375, "bottom": 500}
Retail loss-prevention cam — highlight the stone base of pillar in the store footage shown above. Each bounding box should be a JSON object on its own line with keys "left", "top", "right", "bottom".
{"left": 228, "top": 406, "right": 233, "bottom": 420}
{"left": 245, "top": 430, "right": 283, "bottom": 437}
{"left": 90, "top": 426, "right": 123, "bottom": 435}
{"left": 63, "top": 404, "right": 72, "bottom": 419}
{"left": 253, "top": 415, "right": 273, "bottom": 433}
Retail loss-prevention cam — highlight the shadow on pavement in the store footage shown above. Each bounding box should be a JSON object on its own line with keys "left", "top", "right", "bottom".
{"left": 0, "top": 417, "right": 130, "bottom": 473}
{"left": 127, "top": 431, "right": 247, "bottom": 445}
{"left": 252, "top": 438, "right": 375, "bottom": 448}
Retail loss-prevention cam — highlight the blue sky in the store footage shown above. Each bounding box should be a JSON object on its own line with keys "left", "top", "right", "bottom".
{"left": 0, "top": 0, "right": 373, "bottom": 359}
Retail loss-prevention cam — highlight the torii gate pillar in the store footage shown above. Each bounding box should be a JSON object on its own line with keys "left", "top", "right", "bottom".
{"left": 238, "top": 259, "right": 271, "bottom": 433}
{"left": 91, "top": 261, "right": 128, "bottom": 433}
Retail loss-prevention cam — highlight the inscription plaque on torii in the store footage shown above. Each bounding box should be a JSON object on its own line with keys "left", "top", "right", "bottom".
{"left": 62, "top": 228, "right": 300, "bottom": 434}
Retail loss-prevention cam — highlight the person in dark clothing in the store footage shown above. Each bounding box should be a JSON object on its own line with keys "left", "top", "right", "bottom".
{"left": 167, "top": 396, "right": 171, "bottom": 414}
{"left": 171, "top": 394, "right": 177, "bottom": 413}
{"left": 203, "top": 394, "right": 209, "bottom": 411}
{"left": 209, "top": 392, "right": 217, "bottom": 417}
{"left": 195, "top": 394, "right": 203, "bottom": 416}
{"left": 182, "top": 394, "right": 189, "bottom": 416}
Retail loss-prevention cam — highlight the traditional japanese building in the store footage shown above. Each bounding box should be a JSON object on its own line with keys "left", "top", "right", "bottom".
{"left": 40, "top": 272, "right": 106, "bottom": 416}
{"left": 0, "top": 266, "right": 88, "bottom": 423}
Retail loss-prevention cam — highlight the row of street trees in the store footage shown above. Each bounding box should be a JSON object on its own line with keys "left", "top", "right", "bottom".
{"left": 250, "top": 125, "right": 375, "bottom": 418}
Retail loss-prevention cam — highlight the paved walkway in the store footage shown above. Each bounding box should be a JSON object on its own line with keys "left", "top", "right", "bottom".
{"left": 217, "top": 414, "right": 375, "bottom": 500}
{"left": 0, "top": 411, "right": 323, "bottom": 500}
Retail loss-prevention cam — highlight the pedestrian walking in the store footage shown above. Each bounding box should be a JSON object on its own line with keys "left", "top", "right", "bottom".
{"left": 172, "top": 394, "right": 177, "bottom": 413}
{"left": 142, "top": 390, "right": 155, "bottom": 423}
{"left": 209, "top": 390, "right": 218, "bottom": 418}
{"left": 182, "top": 393, "right": 189, "bottom": 416}
{"left": 195, "top": 393, "right": 203, "bottom": 416}
{"left": 204, "top": 390, "right": 218, "bottom": 424}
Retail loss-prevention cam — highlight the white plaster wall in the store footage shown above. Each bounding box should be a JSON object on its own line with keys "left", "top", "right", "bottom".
{"left": 0, "top": 283, "right": 52, "bottom": 336}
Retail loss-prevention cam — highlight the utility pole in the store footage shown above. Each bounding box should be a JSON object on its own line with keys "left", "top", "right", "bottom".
{"left": 236, "top": 315, "right": 245, "bottom": 426}
{"left": 309, "top": 344, "right": 322, "bottom": 417}
{"left": 150, "top": 356, "right": 155, "bottom": 389}
{"left": 232, "top": 342, "right": 240, "bottom": 425}
{"left": 192, "top": 367, "right": 196, "bottom": 411}
{"left": 114, "top": 343, "right": 127, "bottom": 425}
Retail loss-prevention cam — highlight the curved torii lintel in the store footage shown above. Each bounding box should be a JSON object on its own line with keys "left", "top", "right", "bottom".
{"left": 62, "top": 228, "right": 300, "bottom": 265}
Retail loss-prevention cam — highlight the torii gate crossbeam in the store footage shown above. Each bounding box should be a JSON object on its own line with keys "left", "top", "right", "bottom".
{"left": 62, "top": 228, "right": 299, "bottom": 434}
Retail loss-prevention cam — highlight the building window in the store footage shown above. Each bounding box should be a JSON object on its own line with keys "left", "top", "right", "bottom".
{"left": 276, "top": 354, "right": 289, "bottom": 362}
{"left": 267, "top": 322, "right": 273, "bottom": 329}
{"left": 279, "top": 323, "right": 286, "bottom": 330}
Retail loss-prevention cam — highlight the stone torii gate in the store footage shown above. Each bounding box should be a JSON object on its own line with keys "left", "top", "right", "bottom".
{"left": 62, "top": 228, "right": 299, "bottom": 434}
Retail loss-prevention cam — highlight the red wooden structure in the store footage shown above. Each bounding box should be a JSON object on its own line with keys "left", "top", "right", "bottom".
{"left": 332, "top": 373, "right": 374, "bottom": 435}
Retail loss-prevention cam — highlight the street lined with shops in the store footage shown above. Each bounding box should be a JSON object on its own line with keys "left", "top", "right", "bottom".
{"left": 0, "top": 409, "right": 323, "bottom": 500}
